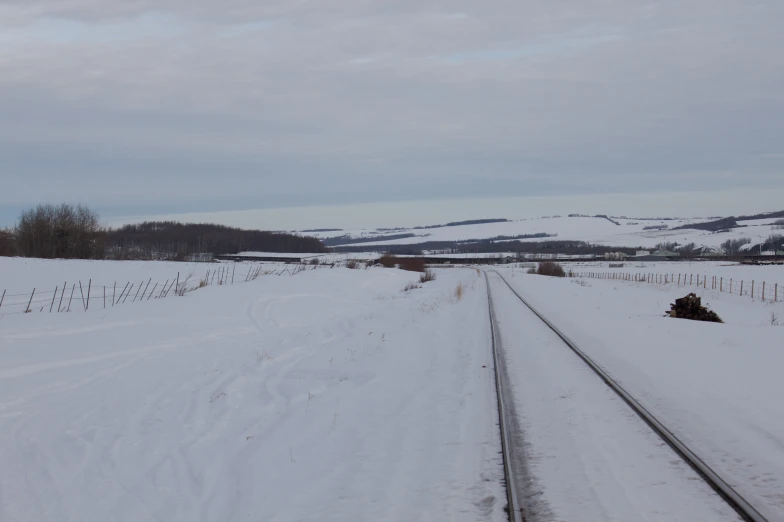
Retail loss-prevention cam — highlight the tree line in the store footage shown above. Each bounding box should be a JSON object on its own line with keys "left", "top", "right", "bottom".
{"left": 1, "top": 204, "right": 326, "bottom": 260}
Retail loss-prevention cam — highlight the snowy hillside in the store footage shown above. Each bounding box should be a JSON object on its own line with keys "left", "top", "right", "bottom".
{"left": 303, "top": 215, "right": 784, "bottom": 252}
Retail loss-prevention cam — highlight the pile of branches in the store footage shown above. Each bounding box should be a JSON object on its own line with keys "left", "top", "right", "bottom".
{"left": 667, "top": 294, "right": 723, "bottom": 323}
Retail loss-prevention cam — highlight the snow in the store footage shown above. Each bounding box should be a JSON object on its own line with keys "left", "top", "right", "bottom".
{"left": 0, "top": 262, "right": 504, "bottom": 521}
{"left": 487, "top": 272, "right": 740, "bottom": 521}
{"left": 315, "top": 215, "right": 784, "bottom": 252}
{"left": 498, "top": 268, "right": 784, "bottom": 520}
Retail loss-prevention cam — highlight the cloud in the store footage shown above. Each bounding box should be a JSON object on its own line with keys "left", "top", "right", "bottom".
{"left": 1, "top": 0, "right": 783, "bottom": 223}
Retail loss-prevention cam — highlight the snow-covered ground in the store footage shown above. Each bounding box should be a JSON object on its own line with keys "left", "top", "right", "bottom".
{"left": 559, "top": 260, "right": 784, "bottom": 302}
{"left": 499, "top": 268, "right": 784, "bottom": 520}
{"left": 308, "top": 215, "right": 784, "bottom": 252}
{"left": 3, "top": 255, "right": 782, "bottom": 520}
{"left": 487, "top": 272, "right": 740, "bottom": 521}
{"left": 0, "top": 262, "right": 504, "bottom": 521}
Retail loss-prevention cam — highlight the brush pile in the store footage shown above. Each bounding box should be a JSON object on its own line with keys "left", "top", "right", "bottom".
{"left": 667, "top": 293, "right": 723, "bottom": 323}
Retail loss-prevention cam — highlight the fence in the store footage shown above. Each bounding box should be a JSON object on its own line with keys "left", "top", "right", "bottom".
{"left": 0, "top": 262, "right": 305, "bottom": 318}
{"left": 571, "top": 270, "right": 784, "bottom": 303}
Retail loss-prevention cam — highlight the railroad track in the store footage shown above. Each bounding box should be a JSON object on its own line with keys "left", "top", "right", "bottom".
{"left": 484, "top": 269, "right": 767, "bottom": 522}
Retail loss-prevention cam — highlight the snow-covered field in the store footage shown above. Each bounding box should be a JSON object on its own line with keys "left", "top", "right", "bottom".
{"left": 2, "top": 255, "right": 782, "bottom": 520}
{"left": 0, "top": 261, "right": 504, "bottom": 522}
{"left": 499, "top": 268, "right": 784, "bottom": 520}
{"left": 487, "top": 272, "right": 741, "bottom": 521}
{"left": 558, "top": 260, "right": 784, "bottom": 303}
{"left": 308, "top": 215, "right": 784, "bottom": 252}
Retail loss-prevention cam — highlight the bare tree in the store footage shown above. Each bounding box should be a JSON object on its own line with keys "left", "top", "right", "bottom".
{"left": 0, "top": 228, "right": 15, "bottom": 256}
{"left": 15, "top": 204, "right": 103, "bottom": 259}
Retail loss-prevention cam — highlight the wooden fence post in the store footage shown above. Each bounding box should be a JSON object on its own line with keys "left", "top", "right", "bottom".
{"left": 26, "top": 288, "right": 35, "bottom": 313}
{"left": 0, "top": 289, "right": 5, "bottom": 311}
{"left": 704, "top": 275, "right": 707, "bottom": 289}
{"left": 176, "top": 272, "right": 180, "bottom": 295}
{"left": 762, "top": 282, "right": 765, "bottom": 301}
{"left": 122, "top": 283, "right": 134, "bottom": 304}
{"left": 730, "top": 279, "right": 732, "bottom": 294}
{"left": 740, "top": 281, "right": 744, "bottom": 296}
{"left": 58, "top": 282, "right": 66, "bottom": 312}
{"left": 67, "top": 284, "right": 76, "bottom": 312}
{"left": 776, "top": 283, "right": 778, "bottom": 302}
{"left": 751, "top": 281, "right": 754, "bottom": 299}
{"left": 50, "top": 286, "right": 58, "bottom": 312}
{"left": 103, "top": 286, "right": 106, "bottom": 309}
{"left": 79, "top": 281, "right": 86, "bottom": 310}
{"left": 86, "top": 279, "right": 91, "bottom": 310}
{"left": 232, "top": 265, "right": 235, "bottom": 284}
{"left": 720, "top": 277, "right": 723, "bottom": 292}
{"left": 147, "top": 282, "right": 158, "bottom": 300}
{"left": 133, "top": 280, "right": 143, "bottom": 302}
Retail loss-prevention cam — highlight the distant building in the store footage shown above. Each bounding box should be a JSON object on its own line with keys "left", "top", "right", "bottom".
{"left": 636, "top": 250, "right": 651, "bottom": 256}
{"left": 604, "top": 252, "right": 628, "bottom": 260}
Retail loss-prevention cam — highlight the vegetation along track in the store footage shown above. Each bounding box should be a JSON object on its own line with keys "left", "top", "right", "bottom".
{"left": 484, "top": 269, "right": 767, "bottom": 522}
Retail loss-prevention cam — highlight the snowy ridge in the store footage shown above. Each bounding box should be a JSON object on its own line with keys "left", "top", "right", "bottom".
{"left": 303, "top": 215, "right": 784, "bottom": 252}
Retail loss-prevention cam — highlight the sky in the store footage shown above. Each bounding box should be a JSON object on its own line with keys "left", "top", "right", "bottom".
{"left": 1, "top": 1, "right": 784, "bottom": 230}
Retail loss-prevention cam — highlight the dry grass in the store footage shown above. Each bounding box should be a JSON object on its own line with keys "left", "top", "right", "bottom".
{"left": 419, "top": 269, "right": 436, "bottom": 283}
{"left": 455, "top": 282, "right": 464, "bottom": 300}
{"left": 345, "top": 259, "right": 359, "bottom": 269}
{"left": 402, "top": 282, "right": 421, "bottom": 292}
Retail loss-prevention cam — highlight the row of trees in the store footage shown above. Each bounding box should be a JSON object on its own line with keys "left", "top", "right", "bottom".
{"left": 3, "top": 204, "right": 327, "bottom": 260}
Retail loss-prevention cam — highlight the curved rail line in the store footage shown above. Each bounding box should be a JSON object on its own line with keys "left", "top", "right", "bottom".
{"left": 486, "top": 269, "right": 767, "bottom": 522}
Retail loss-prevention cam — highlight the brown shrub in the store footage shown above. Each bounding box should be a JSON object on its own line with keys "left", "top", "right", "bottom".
{"left": 454, "top": 282, "right": 464, "bottom": 300}
{"left": 536, "top": 261, "right": 566, "bottom": 277}
{"left": 345, "top": 259, "right": 359, "bottom": 269}
{"left": 378, "top": 253, "right": 397, "bottom": 268}
{"left": 398, "top": 257, "right": 426, "bottom": 273}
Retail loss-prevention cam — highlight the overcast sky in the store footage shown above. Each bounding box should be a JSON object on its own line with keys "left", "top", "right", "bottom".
{"left": 2, "top": 0, "right": 783, "bottom": 229}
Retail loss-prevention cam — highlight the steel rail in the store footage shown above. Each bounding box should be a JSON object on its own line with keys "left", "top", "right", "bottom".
{"left": 490, "top": 269, "right": 767, "bottom": 522}
{"left": 484, "top": 272, "right": 524, "bottom": 522}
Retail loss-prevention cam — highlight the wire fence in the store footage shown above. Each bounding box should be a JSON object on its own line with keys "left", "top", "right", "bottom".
{"left": 0, "top": 262, "right": 320, "bottom": 318}
{"left": 572, "top": 270, "right": 784, "bottom": 303}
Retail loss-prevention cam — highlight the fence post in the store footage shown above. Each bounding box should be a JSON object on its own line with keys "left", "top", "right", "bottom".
{"left": 103, "top": 286, "right": 106, "bottom": 309}
{"left": 86, "top": 279, "right": 91, "bottom": 311}
{"left": 751, "top": 281, "right": 754, "bottom": 299}
{"left": 147, "top": 282, "right": 158, "bottom": 300}
{"left": 122, "top": 283, "right": 134, "bottom": 304}
{"left": 58, "top": 282, "right": 66, "bottom": 312}
{"left": 690, "top": 274, "right": 693, "bottom": 285}
{"left": 720, "top": 277, "right": 723, "bottom": 292}
{"left": 158, "top": 280, "right": 169, "bottom": 298}
{"left": 704, "top": 275, "right": 707, "bottom": 289}
{"left": 176, "top": 272, "right": 180, "bottom": 295}
{"left": 730, "top": 279, "right": 732, "bottom": 294}
{"left": 0, "top": 289, "right": 5, "bottom": 311}
{"left": 67, "top": 284, "right": 75, "bottom": 312}
{"left": 79, "top": 281, "right": 86, "bottom": 310}
{"left": 26, "top": 288, "right": 35, "bottom": 313}
{"left": 762, "top": 282, "right": 765, "bottom": 301}
{"left": 232, "top": 265, "right": 235, "bottom": 284}
{"left": 50, "top": 286, "right": 58, "bottom": 312}
{"left": 678, "top": 274, "right": 681, "bottom": 285}
{"left": 740, "top": 281, "right": 744, "bottom": 296}
{"left": 776, "top": 283, "right": 778, "bottom": 302}
{"left": 112, "top": 282, "right": 116, "bottom": 306}
{"left": 132, "top": 280, "right": 143, "bottom": 302}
